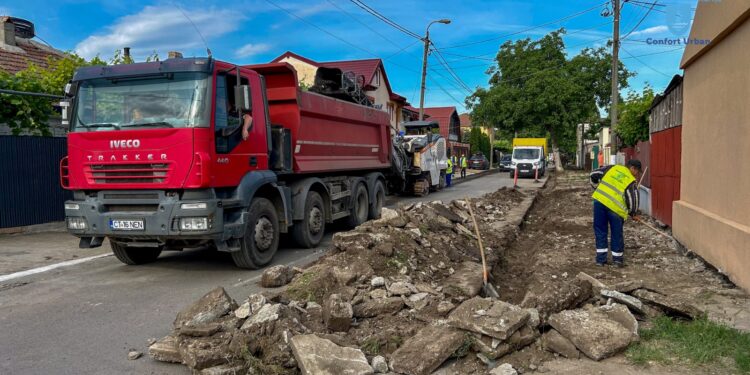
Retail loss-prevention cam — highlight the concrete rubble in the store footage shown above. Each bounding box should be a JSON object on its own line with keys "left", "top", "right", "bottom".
{"left": 147, "top": 186, "right": 707, "bottom": 374}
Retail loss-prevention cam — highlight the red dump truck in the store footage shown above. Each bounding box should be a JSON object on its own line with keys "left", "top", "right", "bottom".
{"left": 60, "top": 58, "right": 422, "bottom": 269}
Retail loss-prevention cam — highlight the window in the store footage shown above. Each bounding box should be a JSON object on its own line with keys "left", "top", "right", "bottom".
{"left": 373, "top": 70, "right": 380, "bottom": 87}
{"left": 215, "top": 73, "right": 250, "bottom": 154}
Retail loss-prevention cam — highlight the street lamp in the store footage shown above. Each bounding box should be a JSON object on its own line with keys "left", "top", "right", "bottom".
{"left": 418, "top": 18, "right": 451, "bottom": 121}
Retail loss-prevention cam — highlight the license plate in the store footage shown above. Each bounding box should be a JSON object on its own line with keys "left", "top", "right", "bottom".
{"left": 110, "top": 219, "right": 145, "bottom": 231}
{"left": 521, "top": 170, "right": 530, "bottom": 173}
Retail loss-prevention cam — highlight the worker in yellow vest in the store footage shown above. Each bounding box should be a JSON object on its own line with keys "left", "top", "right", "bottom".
{"left": 445, "top": 158, "right": 453, "bottom": 187}
{"left": 460, "top": 154, "right": 468, "bottom": 179}
{"left": 589, "top": 159, "right": 642, "bottom": 267}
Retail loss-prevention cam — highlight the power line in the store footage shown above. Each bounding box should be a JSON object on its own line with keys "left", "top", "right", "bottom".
{"left": 441, "top": 1, "right": 609, "bottom": 49}
{"left": 349, "top": 0, "right": 422, "bottom": 40}
{"left": 621, "top": 47, "right": 673, "bottom": 77}
{"left": 430, "top": 47, "right": 473, "bottom": 93}
{"left": 620, "top": 46, "right": 683, "bottom": 59}
{"left": 621, "top": 0, "right": 658, "bottom": 40}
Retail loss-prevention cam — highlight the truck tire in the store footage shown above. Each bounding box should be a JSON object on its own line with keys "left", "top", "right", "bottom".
{"left": 232, "top": 197, "right": 279, "bottom": 269}
{"left": 291, "top": 191, "right": 325, "bottom": 248}
{"left": 368, "top": 180, "right": 386, "bottom": 220}
{"left": 111, "top": 241, "right": 162, "bottom": 265}
{"left": 346, "top": 183, "right": 369, "bottom": 228}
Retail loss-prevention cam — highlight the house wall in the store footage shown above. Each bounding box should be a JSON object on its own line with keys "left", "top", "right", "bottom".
{"left": 276, "top": 56, "right": 317, "bottom": 87}
{"left": 674, "top": 16, "right": 750, "bottom": 291}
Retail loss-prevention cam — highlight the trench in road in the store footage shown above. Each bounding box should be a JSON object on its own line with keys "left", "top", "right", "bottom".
{"left": 0, "top": 173, "right": 544, "bottom": 375}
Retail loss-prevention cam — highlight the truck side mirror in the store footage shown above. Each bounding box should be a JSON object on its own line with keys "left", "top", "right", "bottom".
{"left": 234, "top": 85, "right": 251, "bottom": 112}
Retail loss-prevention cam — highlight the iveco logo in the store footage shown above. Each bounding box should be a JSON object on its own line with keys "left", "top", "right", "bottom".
{"left": 110, "top": 139, "right": 141, "bottom": 149}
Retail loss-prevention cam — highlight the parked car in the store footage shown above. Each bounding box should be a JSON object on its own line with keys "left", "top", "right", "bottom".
{"left": 469, "top": 154, "right": 490, "bottom": 170}
{"left": 499, "top": 155, "right": 512, "bottom": 171}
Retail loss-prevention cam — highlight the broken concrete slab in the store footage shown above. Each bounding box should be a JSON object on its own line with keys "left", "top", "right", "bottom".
{"left": 261, "top": 265, "right": 295, "bottom": 288}
{"left": 127, "top": 350, "right": 142, "bottom": 360}
{"left": 632, "top": 289, "right": 704, "bottom": 319}
{"left": 387, "top": 281, "right": 416, "bottom": 296}
{"left": 443, "top": 261, "right": 484, "bottom": 298}
{"left": 240, "top": 303, "right": 284, "bottom": 331}
{"left": 177, "top": 332, "right": 233, "bottom": 370}
{"left": 610, "top": 280, "right": 643, "bottom": 293}
{"left": 548, "top": 308, "right": 633, "bottom": 360}
{"left": 290, "top": 334, "right": 373, "bottom": 375}
{"left": 601, "top": 289, "right": 644, "bottom": 314}
{"left": 200, "top": 364, "right": 246, "bottom": 375}
{"left": 371, "top": 355, "right": 388, "bottom": 373}
{"left": 178, "top": 322, "right": 222, "bottom": 337}
{"left": 448, "top": 297, "right": 530, "bottom": 340}
{"left": 600, "top": 303, "right": 639, "bottom": 337}
{"left": 490, "top": 363, "right": 518, "bottom": 375}
{"left": 437, "top": 301, "right": 456, "bottom": 315}
{"left": 148, "top": 334, "right": 183, "bottom": 363}
{"left": 370, "top": 276, "right": 386, "bottom": 288}
{"left": 234, "top": 294, "right": 267, "bottom": 319}
{"left": 323, "top": 294, "right": 353, "bottom": 332}
{"left": 576, "top": 272, "right": 607, "bottom": 294}
{"left": 333, "top": 263, "right": 374, "bottom": 286}
{"left": 521, "top": 278, "right": 592, "bottom": 323}
{"left": 390, "top": 325, "right": 466, "bottom": 375}
{"left": 174, "top": 287, "right": 237, "bottom": 330}
{"left": 352, "top": 297, "right": 404, "bottom": 318}
{"left": 541, "top": 329, "right": 580, "bottom": 359}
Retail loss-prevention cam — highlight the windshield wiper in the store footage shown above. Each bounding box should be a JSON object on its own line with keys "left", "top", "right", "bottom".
{"left": 124, "top": 122, "right": 175, "bottom": 129}
{"left": 80, "top": 123, "right": 120, "bottom": 130}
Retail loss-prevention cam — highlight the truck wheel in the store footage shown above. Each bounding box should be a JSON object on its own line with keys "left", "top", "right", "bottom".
{"left": 232, "top": 197, "right": 279, "bottom": 269}
{"left": 292, "top": 191, "right": 325, "bottom": 248}
{"left": 111, "top": 241, "right": 162, "bottom": 265}
{"left": 368, "top": 180, "right": 386, "bottom": 220}
{"left": 346, "top": 183, "right": 369, "bottom": 228}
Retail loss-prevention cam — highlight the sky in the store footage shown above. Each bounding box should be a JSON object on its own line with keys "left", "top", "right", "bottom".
{"left": 2, "top": 0, "right": 699, "bottom": 112}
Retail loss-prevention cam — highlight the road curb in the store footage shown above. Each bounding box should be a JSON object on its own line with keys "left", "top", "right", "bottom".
{"left": 451, "top": 168, "right": 498, "bottom": 186}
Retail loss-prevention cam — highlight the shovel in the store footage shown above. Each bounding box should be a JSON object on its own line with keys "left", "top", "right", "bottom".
{"left": 466, "top": 197, "right": 500, "bottom": 299}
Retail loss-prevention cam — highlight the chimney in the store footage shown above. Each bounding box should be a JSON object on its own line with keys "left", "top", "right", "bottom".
{"left": 168, "top": 51, "right": 183, "bottom": 59}
{"left": 1, "top": 17, "right": 16, "bottom": 47}
{"left": 123, "top": 47, "right": 130, "bottom": 59}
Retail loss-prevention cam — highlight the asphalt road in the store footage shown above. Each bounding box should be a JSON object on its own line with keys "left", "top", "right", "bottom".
{"left": 0, "top": 172, "right": 544, "bottom": 375}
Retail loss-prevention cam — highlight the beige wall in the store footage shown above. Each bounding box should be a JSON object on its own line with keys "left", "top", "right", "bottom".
{"left": 276, "top": 56, "right": 317, "bottom": 87}
{"left": 681, "top": 0, "right": 750, "bottom": 68}
{"left": 674, "top": 15, "right": 750, "bottom": 291}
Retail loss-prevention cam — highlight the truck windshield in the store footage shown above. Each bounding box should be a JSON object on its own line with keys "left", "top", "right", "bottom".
{"left": 513, "top": 148, "right": 540, "bottom": 159}
{"left": 72, "top": 72, "right": 211, "bottom": 131}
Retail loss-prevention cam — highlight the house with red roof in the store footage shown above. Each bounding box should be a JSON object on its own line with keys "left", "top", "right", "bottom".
{"left": 423, "top": 106, "right": 469, "bottom": 158}
{"left": 271, "top": 51, "right": 409, "bottom": 131}
{"left": 0, "top": 17, "right": 65, "bottom": 75}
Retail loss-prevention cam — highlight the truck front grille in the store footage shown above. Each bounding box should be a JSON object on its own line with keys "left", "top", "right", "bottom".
{"left": 86, "top": 163, "right": 171, "bottom": 185}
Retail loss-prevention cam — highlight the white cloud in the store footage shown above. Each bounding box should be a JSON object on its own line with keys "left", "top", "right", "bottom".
{"left": 0, "top": 7, "right": 11, "bottom": 16}
{"left": 235, "top": 43, "right": 271, "bottom": 58}
{"left": 75, "top": 6, "right": 241, "bottom": 59}
{"left": 627, "top": 25, "right": 669, "bottom": 38}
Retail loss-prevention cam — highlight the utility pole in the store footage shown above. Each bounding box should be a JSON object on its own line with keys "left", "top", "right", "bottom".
{"left": 418, "top": 19, "right": 451, "bottom": 121}
{"left": 610, "top": 0, "right": 620, "bottom": 141}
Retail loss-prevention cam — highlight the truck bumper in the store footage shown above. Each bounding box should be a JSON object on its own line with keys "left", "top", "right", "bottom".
{"left": 64, "top": 190, "right": 228, "bottom": 247}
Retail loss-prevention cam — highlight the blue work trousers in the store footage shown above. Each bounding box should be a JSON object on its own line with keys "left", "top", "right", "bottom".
{"left": 445, "top": 173, "right": 452, "bottom": 187}
{"left": 593, "top": 200, "right": 624, "bottom": 264}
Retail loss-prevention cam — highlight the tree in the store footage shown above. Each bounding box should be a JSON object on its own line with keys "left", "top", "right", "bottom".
{"left": 615, "top": 86, "right": 654, "bottom": 146}
{"left": 0, "top": 50, "right": 148, "bottom": 136}
{"left": 466, "top": 29, "right": 632, "bottom": 171}
{"left": 468, "top": 127, "right": 491, "bottom": 157}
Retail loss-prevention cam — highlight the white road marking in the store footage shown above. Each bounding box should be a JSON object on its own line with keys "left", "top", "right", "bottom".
{"left": 0, "top": 253, "right": 112, "bottom": 283}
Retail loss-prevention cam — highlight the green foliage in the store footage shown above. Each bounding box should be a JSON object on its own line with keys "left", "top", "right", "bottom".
{"left": 615, "top": 86, "right": 654, "bottom": 146}
{"left": 466, "top": 29, "right": 633, "bottom": 160}
{"left": 0, "top": 50, "right": 148, "bottom": 136}
{"left": 627, "top": 316, "right": 750, "bottom": 373}
{"left": 493, "top": 139, "right": 512, "bottom": 153}
{"left": 469, "top": 127, "right": 491, "bottom": 157}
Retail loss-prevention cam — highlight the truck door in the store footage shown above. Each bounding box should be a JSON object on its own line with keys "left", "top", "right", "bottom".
{"left": 212, "top": 68, "right": 269, "bottom": 186}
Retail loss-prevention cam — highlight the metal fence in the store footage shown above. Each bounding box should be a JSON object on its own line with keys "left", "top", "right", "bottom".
{"left": 0, "top": 136, "right": 70, "bottom": 228}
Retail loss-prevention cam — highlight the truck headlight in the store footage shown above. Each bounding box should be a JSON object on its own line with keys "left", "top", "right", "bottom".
{"left": 533, "top": 161, "right": 539, "bottom": 166}
{"left": 65, "top": 203, "right": 80, "bottom": 210}
{"left": 180, "top": 217, "right": 209, "bottom": 231}
{"left": 180, "top": 202, "right": 207, "bottom": 209}
{"left": 511, "top": 162, "right": 517, "bottom": 167}
{"left": 67, "top": 217, "right": 87, "bottom": 230}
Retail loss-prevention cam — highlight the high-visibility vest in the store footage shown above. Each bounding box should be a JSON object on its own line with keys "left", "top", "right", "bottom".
{"left": 592, "top": 164, "right": 636, "bottom": 219}
{"left": 460, "top": 157, "right": 468, "bottom": 168}
{"left": 446, "top": 159, "right": 453, "bottom": 174}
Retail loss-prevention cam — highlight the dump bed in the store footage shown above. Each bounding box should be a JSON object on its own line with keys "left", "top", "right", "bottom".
{"left": 512, "top": 138, "right": 548, "bottom": 156}
{"left": 246, "top": 63, "right": 392, "bottom": 174}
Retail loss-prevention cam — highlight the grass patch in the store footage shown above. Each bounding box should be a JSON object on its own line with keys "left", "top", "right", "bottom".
{"left": 361, "top": 337, "right": 381, "bottom": 355}
{"left": 451, "top": 334, "right": 475, "bottom": 359}
{"left": 385, "top": 251, "right": 410, "bottom": 271}
{"left": 626, "top": 316, "right": 750, "bottom": 373}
